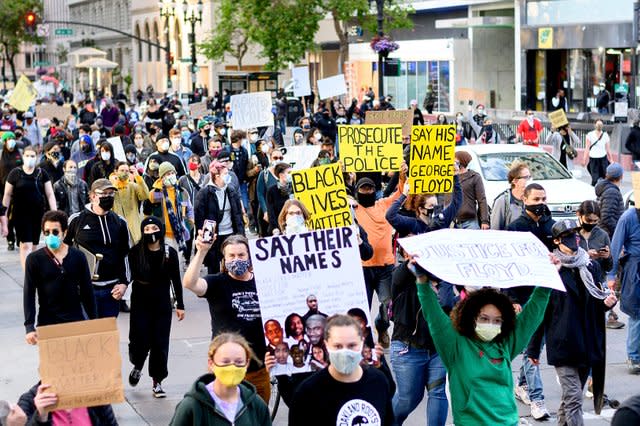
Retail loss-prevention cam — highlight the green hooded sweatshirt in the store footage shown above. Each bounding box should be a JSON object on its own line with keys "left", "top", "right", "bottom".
{"left": 417, "top": 284, "right": 550, "bottom": 426}
{"left": 170, "top": 373, "right": 272, "bottom": 426}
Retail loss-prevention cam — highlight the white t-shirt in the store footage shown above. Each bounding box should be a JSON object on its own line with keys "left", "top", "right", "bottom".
{"left": 586, "top": 130, "right": 609, "bottom": 158}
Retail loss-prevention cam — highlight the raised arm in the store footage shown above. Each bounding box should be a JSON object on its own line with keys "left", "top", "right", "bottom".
{"left": 182, "top": 230, "right": 212, "bottom": 297}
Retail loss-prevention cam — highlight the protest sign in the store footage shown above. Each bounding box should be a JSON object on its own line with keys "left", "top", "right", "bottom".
{"left": 9, "top": 75, "right": 37, "bottom": 111}
{"left": 338, "top": 124, "right": 403, "bottom": 172}
{"left": 291, "top": 163, "right": 352, "bottom": 229}
{"left": 283, "top": 145, "right": 321, "bottom": 169}
{"left": 548, "top": 109, "right": 569, "bottom": 129}
{"left": 107, "top": 136, "right": 126, "bottom": 162}
{"left": 317, "top": 74, "right": 347, "bottom": 100}
{"left": 365, "top": 110, "right": 413, "bottom": 138}
{"left": 35, "top": 104, "right": 72, "bottom": 121}
{"left": 292, "top": 66, "right": 311, "bottom": 97}
{"left": 456, "top": 88, "right": 487, "bottom": 106}
{"left": 230, "top": 91, "right": 274, "bottom": 129}
{"left": 632, "top": 172, "right": 640, "bottom": 208}
{"left": 250, "top": 226, "right": 371, "bottom": 374}
{"left": 398, "top": 229, "right": 565, "bottom": 291}
{"left": 189, "top": 101, "right": 209, "bottom": 118}
{"left": 38, "top": 318, "right": 124, "bottom": 410}
{"left": 409, "top": 125, "right": 456, "bottom": 194}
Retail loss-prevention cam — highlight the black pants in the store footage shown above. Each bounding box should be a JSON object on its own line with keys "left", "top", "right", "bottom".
{"left": 588, "top": 156, "right": 609, "bottom": 186}
{"left": 204, "top": 233, "right": 231, "bottom": 274}
{"left": 184, "top": 227, "right": 195, "bottom": 263}
{"left": 129, "top": 301, "right": 172, "bottom": 383}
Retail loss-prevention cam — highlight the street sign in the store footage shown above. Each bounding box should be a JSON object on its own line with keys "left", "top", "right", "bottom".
{"left": 180, "top": 58, "right": 191, "bottom": 63}
{"left": 34, "top": 61, "right": 50, "bottom": 67}
{"left": 54, "top": 28, "right": 73, "bottom": 36}
{"left": 37, "top": 24, "right": 49, "bottom": 37}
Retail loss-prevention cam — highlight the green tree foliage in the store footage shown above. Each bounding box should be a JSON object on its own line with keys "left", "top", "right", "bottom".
{"left": 0, "top": 0, "right": 43, "bottom": 83}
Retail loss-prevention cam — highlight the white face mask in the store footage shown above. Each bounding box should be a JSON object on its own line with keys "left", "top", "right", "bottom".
{"left": 170, "top": 138, "right": 181, "bottom": 149}
{"left": 219, "top": 128, "right": 226, "bottom": 136}
{"left": 101, "top": 151, "right": 111, "bottom": 161}
{"left": 24, "top": 157, "right": 37, "bottom": 168}
{"left": 314, "top": 132, "right": 322, "bottom": 140}
{"left": 475, "top": 323, "right": 501, "bottom": 342}
{"left": 160, "top": 141, "right": 170, "bottom": 152}
{"left": 249, "top": 134, "right": 258, "bottom": 142}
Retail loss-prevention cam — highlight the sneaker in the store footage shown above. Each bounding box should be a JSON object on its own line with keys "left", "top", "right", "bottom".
{"left": 378, "top": 330, "right": 390, "bottom": 348}
{"left": 128, "top": 368, "right": 142, "bottom": 387}
{"left": 152, "top": 382, "right": 166, "bottom": 398}
{"left": 530, "top": 400, "right": 550, "bottom": 420}
{"left": 606, "top": 319, "right": 625, "bottom": 329}
{"left": 627, "top": 359, "right": 640, "bottom": 374}
{"left": 7, "top": 241, "right": 14, "bottom": 251}
{"left": 514, "top": 384, "right": 531, "bottom": 405}
{"left": 585, "top": 380, "right": 593, "bottom": 399}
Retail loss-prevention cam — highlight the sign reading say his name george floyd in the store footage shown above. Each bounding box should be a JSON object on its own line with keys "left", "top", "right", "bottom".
{"left": 409, "top": 125, "right": 456, "bottom": 194}
{"left": 291, "top": 163, "right": 352, "bottom": 229}
{"left": 250, "top": 226, "right": 371, "bottom": 374}
{"left": 338, "top": 124, "right": 404, "bottom": 172}
{"left": 38, "top": 318, "right": 124, "bottom": 410}
{"left": 398, "top": 229, "right": 565, "bottom": 291}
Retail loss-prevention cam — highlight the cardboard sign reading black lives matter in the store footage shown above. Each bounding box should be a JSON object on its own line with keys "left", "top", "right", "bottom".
{"left": 409, "top": 125, "right": 456, "bottom": 194}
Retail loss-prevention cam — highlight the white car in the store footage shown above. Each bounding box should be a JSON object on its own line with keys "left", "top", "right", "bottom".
{"left": 457, "top": 144, "right": 596, "bottom": 219}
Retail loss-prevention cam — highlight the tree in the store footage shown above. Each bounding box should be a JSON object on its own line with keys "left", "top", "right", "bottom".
{"left": 0, "top": 0, "right": 43, "bottom": 84}
{"left": 198, "top": 0, "right": 251, "bottom": 70}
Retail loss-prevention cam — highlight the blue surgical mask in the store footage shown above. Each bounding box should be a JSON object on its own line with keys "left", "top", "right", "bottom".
{"left": 45, "top": 234, "right": 62, "bottom": 250}
{"left": 223, "top": 174, "right": 232, "bottom": 185}
{"left": 328, "top": 348, "right": 362, "bottom": 375}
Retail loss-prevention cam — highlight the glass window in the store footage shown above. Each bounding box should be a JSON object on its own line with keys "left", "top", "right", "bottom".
{"left": 417, "top": 61, "right": 427, "bottom": 105}
{"left": 526, "top": 0, "right": 633, "bottom": 26}
{"left": 438, "top": 61, "right": 450, "bottom": 112}
{"left": 477, "top": 152, "right": 571, "bottom": 181}
{"left": 407, "top": 61, "right": 417, "bottom": 107}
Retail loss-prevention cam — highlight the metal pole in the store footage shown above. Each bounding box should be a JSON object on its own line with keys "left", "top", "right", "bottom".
{"left": 166, "top": 17, "right": 172, "bottom": 91}
{"left": 191, "top": 18, "right": 196, "bottom": 97}
{"left": 376, "top": 0, "right": 384, "bottom": 98}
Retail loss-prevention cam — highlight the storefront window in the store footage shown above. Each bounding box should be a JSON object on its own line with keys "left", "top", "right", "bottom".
{"left": 526, "top": 0, "right": 633, "bottom": 26}
{"left": 382, "top": 60, "right": 451, "bottom": 112}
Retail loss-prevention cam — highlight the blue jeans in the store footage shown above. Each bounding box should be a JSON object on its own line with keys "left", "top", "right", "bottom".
{"left": 455, "top": 219, "right": 480, "bottom": 230}
{"left": 239, "top": 182, "right": 250, "bottom": 213}
{"left": 628, "top": 316, "right": 640, "bottom": 363}
{"left": 278, "top": 117, "right": 286, "bottom": 135}
{"left": 93, "top": 285, "right": 120, "bottom": 318}
{"left": 390, "top": 341, "right": 448, "bottom": 426}
{"left": 363, "top": 265, "right": 393, "bottom": 332}
{"left": 517, "top": 342, "right": 545, "bottom": 402}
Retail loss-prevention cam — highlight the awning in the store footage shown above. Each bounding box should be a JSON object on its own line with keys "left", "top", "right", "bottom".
{"left": 68, "top": 47, "right": 107, "bottom": 57}
{"left": 76, "top": 57, "right": 119, "bottom": 69}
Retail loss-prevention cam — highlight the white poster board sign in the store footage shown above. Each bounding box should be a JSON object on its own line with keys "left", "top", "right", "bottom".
{"left": 250, "top": 227, "right": 372, "bottom": 374}
{"left": 189, "top": 101, "right": 209, "bottom": 118}
{"left": 283, "top": 145, "right": 321, "bottom": 169}
{"left": 317, "top": 74, "right": 347, "bottom": 100}
{"left": 230, "top": 91, "right": 274, "bottom": 130}
{"left": 107, "top": 136, "right": 126, "bottom": 162}
{"left": 399, "top": 229, "right": 565, "bottom": 291}
{"left": 292, "top": 66, "right": 311, "bottom": 97}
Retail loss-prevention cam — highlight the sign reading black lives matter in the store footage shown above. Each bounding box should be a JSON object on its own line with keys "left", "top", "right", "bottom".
{"left": 250, "top": 227, "right": 371, "bottom": 375}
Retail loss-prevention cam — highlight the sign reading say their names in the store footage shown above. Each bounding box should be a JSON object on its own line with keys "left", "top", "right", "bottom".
{"left": 38, "top": 318, "right": 124, "bottom": 410}
{"left": 291, "top": 163, "right": 352, "bottom": 229}
{"left": 409, "top": 125, "right": 456, "bottom": 194}
{"left": 365, "top": 110, "right": 413, "bottom": 138}
{"left": 399, "top": 229, "right": 565, "bottom": 291}
{"left": 338, "top": 124, "right": 403, "bottom": 172}
{"left": 230, "top": 91, "right": 274, "bottom": 129}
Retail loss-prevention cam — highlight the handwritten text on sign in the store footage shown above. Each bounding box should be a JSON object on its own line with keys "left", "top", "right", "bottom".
{"left": 291, "top": 163, "right": 352, "bottom": 229}
{"left": 338, "top": 124, "right": 404, "bottom": 172}
{"left": 230, "top": 91, "right": 274, "bottom": 129}
{"left": 409, "top": 125, "right": 456, "bottom": 194}
{"left": 398, "top": 229, "right": 565, "bottom": 291}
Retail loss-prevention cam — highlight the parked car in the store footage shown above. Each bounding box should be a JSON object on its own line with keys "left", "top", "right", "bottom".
{"left": 457, "top": 144, "right": 596, "bottom": 219}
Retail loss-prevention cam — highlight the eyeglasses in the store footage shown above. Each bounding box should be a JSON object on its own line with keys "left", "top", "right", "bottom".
{"left": 517, "top": 175, "right": 532, "bottom": 180}
{"left": 43, "top": 229, "right": 61, "bottom": 236}
{"left": 272, "top": 156, "right": 284, "bottom": 161}
{"left": 97, "top": 192, "right": 116, "bottom": 198}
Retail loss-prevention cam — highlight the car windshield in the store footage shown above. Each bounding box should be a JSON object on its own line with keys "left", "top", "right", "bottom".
{"left": 477, "top": 152, "right": 572, "bottom": 181}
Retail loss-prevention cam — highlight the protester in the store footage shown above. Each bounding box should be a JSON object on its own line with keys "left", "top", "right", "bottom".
{"left": 222, "top": 130, "right": 250, "bottom": 214}
{"left": 70, "top": 134, "right": 96, "bottom": 180}
{"left": 169, "top": 128, "right": 192, "bottom": 166}
{"left": 256, "top": 149, "right": 284, "bottom": 237}
{"left": 583, "top": 120, "right": 613, "bottom": 186}
{"left": 516, "top": 109, "right": 542, "bottom": 146}
{"left": 131, "top": 130, "right": 153, "bottom": 162}
{"left": 410, "top": 99, "right": 425, "bottom": 125}
{"left": 87, "top": 141, "right": 117, "bottom": 187}
{"left": 595, "top": 162, "right": 625, "bottom": 239}
{"left": 53, "top": 160, "right": 90, "bottom": 216}
{"left": 170, "top": 333, "right": 271, "bottom": 425}
{"left": 453, "top": 151, "right": 489, "bottom": 229}
{"left": 179, "top": 154, "right": 206, "bottom": 264}
{"left": 549, "top": 125, "right": 580, "bottom": 169}
{"left": 128, "top": 216, "right": 185, "bottom": 398}
{"left": 467, "top": 105, "right": 499, "bottom": 144}
{"left": 183, "top": 234, "right": 270, "bottom": 402}
{"left": 146, "top": 136, "right": 187, "bottom": 177}
{"left": 65, "top": 179, "right": 130, "bottom": 318}
{"left": 39, "top": 141, "right": 64, "bottom": 183}
{"left": 490, "top": 162, "right": 529, "bottom": 230}
{"left": 111, "top": 161, "right": 149, "bottom": 244}
{"left": 1, "top": 145, "right": 57, "bottom": 269}
{"left": 288, "top": 314, "right": 394, "bottom": 425}
{"left": 277, "top": 199, "right": 311, "bottom": 235}
{"left": 266, "top": 163, "right": 293, "bottom": 235}
{"left": 23, "top": 210, "right": 97, "bottom": 345}
{"left": 0, "top": 131, "right": 22, "bottom": 251}
{"left": 200, "top": 138, "right": 223, "bottom": 176}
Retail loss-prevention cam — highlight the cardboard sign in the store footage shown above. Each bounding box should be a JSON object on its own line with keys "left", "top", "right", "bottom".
{"left": 250, "top": 226, "right": 371, "bottom": 374}
{"left": 106, "top": 136, "right": 126, "bottom": 162}
{"left": 409, "top": 125, "right": 456, "bottom": 194}
{"left": 291, "top": 163, "right": 352, "bottom": 229}
{"left": 338, "top": 124, "right": 403, "bottom": 172}
{"left": 35, "top": 104, "right": 72, "bottom": 121}
{"left": 38, "top": 318, "right": 124, "bottom": 410}
{"left": 399, "top": 229, "right": 565, "bottom": 291}
{"left": 189, "top": 101, "right": 209, "bottom": 118}
{"left": 317, "top": 74, "right": 347, "bottom": 100}
{"left": 548, "top": 109, "right": 569, "bottom": 129}
{"left": 283, "top": 145, "right": 321, "bottom": 170}
{"left": 10, "top": 75, "right": 38, "bottom": 112}
{"left": 292, "top": 66, "right": 311, "bottom": 97}
{"left": 456, "top": 88, "right": 487, "bottom": 106}
{"left": 365, "top": 110, "right": 413, "bottom": 138}
{"left": 632, "top": 172, "right": 640, "bottom": 208}
{"left": 230, "top": 91, "right": 274, "bottom": 129}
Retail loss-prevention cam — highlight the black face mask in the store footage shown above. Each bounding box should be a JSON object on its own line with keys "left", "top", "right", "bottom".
{"left": 525, "top": 203, "right": 547, "bottom": 217}
{"left": 98, "top": 196, "right": 115, "bottom": 211}
{"left": 143, "top": 230, "right": 162, "bottom": 244}
{"left": 581, "top": 222, "right": 596, "bottom": 232}
{"left": 81, "top": 144, "right": 91, "bottom": 153}
{"left": 357, "top": 192, "right": 376, "bottom": 208}
{"left": 560, "top": 234, "right": 579, "bottom": 252}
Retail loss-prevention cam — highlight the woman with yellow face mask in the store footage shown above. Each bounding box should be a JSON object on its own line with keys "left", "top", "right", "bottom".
{"left": 170, "top": 333, "right": 272, "bottom": 425}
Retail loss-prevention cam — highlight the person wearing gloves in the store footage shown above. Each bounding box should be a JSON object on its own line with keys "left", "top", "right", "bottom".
{"left": 111, "top": 161, "right": 149, "bottom": 244}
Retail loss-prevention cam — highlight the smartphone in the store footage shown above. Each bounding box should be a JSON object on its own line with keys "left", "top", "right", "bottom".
{"left": 598, "top": 247, "right": 608, "bottom": 253}
{"left": 202, "top": 220, "right": 217, "bottom": 244}
{"left": 407, "top": 261, "right": 429, "bottom": 277}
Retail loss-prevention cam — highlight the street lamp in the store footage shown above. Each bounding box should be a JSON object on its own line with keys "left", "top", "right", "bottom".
{"left": 369, "top": 0, "right": 385, "bottom": 98}
{"left": 159, "top": 0, "right": 175, "bottom": 91}
{"left": 182, "top": 0, "right": 203, "bottom": 99}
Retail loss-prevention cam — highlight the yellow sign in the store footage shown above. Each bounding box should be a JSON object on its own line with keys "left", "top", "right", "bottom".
{"left": 9, "top": 75, "right": 37, "bottom": 112}
{"left": 338, "top": 124, "right": 404, "bottom": 173}
{"left": 538, "top": 27, "right": 553, "bottom": 49}
{"left": 548, "top": 109, "right": 569, "bottom": 129}
{"left": 291, "top": 163, "right": 353, "bottom": 229}
{"left": 632, "top": 172, "right": 640, "bottom": 209}
{"left": 409, "top": 125, "right": 456, "bottom": 194}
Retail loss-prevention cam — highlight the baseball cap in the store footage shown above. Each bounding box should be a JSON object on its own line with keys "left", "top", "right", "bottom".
{"left": 552, "top": 219, "right": 579, "bottom": 239}
{"left": 23, "top": 111, "right": 34, "bottom": 119}
{"left": 606, "top": 162, "right": 623, "bottom": 180}
{"left": 355, "top": 177, "right": 376, "bottom": 190}
{"left": 91, "top": 178, "right": 117, "bottom": 193}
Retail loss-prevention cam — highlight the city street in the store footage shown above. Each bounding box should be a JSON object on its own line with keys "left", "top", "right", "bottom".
{"left": 0, "top": 169, "right": 638, "bottom": 425}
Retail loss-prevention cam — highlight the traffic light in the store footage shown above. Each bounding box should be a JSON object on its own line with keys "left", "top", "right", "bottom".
{"left": 25, "top": 11, "right": 37, "bottom": 35}
{"left": 171, "top": 67, "right": 177, "bottom": 76}
{"left": 169, "top": 52, "right": 175, "bottom": 65}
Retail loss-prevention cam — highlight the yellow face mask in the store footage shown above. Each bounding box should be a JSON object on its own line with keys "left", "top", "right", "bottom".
{"left": 212, "top": 364, "right": 247, "bottom": 387}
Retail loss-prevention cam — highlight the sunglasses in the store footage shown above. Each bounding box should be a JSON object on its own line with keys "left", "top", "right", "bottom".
{"left": 43, "top": 229, "right": 61, "bottom": 236}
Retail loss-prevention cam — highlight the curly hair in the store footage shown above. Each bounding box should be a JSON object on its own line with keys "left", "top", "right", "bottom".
{"left": 450, "top": 288, "right": 516, "bottom": 342}
{"left": 403, "top": 193, "right": 435, "bottom": 212}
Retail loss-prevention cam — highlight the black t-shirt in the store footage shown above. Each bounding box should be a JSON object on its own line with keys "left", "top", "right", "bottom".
{"left": 201, "top": 273, "right": 265, "bottom": 371}
{"left": 7, "top": 167, "right": 49, "bottom": 214}
{"left": 289, "top": 367, "right": 393, "bottom": 426}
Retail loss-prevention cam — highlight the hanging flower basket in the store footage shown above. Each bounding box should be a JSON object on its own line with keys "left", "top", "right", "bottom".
{"left": 370, "top": 35, "right": 399, "bottom": 57}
